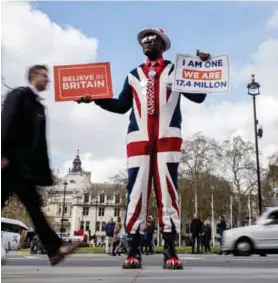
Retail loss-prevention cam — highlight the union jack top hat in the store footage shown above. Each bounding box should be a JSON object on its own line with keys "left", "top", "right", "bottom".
{"left": 137, "top": 28, "right": 171, "bottom": 52}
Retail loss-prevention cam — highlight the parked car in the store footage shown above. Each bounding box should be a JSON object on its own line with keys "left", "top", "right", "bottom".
{"left": 221, "top": 206, "right": 278, "bottom": 256}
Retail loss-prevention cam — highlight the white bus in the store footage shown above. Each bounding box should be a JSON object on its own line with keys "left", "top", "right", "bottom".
{"left": 1, "top": 217, "right": 28, "bottom": 251}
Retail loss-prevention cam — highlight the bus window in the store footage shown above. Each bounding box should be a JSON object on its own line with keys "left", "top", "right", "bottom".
{"left": 1, "top": 222, "right": 20, "bottom": 233}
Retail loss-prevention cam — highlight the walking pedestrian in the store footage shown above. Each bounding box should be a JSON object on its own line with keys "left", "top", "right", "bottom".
{"left": 1, "top": 65, "right": 80, "bottom": 265}
{"left": 112, "top": 217, "right": 122, "bottom": 255}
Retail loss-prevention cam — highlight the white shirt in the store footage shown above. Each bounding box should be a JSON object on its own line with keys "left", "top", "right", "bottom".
{"left": 28, "top": 84, "right": 39, "bottom": 95}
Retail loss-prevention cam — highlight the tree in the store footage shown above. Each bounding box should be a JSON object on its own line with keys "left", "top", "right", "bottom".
{"left": 1, "top": 195, "right": 56, "bottom": 229}
{"left": 220, "top": 136, "right": 257, "bottom": 226}
{"left": 2, "top": 196, "right": 33, "bottom": 227}
{"left": 180, "top": 132, "right": 221, "bottom": 215}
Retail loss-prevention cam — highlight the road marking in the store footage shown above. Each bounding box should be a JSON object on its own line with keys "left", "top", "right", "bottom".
{"left": 180, "top": 256, "right": 203, "bottom": 260}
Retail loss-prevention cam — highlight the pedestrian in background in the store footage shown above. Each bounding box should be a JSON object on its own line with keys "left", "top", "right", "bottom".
{"left": 217, "top": 215, "right": 227, "bottom": 255}
{"left": 203, "top": 220, "right": 212, "bottom": 254}
{"left": 105, "top": 217, "right": 115, "bottom": 254}
{"left": 112, "top": 216, "right": 122, "bottom": 255}
{"left": 144, "top": 216, "right": 155, "bottom": 255}
{"left": 190, "top": 214, "right": 203, "bottom": 254}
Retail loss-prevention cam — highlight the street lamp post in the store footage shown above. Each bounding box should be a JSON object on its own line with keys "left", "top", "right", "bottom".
{"left": 94, "top": 200, "right": 98, "bottom": 235}
{"left": 60, "top": 180, "right": 68, "bottom": 233}
{"left": 211, "top": 189, "right": 215, "bottom": 247}
{"left": 247, "top": 74, "right": 263, "bottom": 215}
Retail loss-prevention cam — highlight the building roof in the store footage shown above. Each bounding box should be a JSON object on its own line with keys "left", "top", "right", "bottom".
{"left": 89, "top": 183, "right": 125, "bottom": 198}
{"left": 47, "top": 150, "right": 125, "bottom": 197}
{"left": 71, "top": 149, "right": 83, "bottom": 173}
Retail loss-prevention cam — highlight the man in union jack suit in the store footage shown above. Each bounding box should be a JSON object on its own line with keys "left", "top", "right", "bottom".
{"left": 76, "top": 28, "right": 210, "bottom": 269}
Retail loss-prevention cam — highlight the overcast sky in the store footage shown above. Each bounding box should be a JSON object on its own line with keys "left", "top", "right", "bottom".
{"left": 2, "top": 1, "right": 278, "bottom": 182}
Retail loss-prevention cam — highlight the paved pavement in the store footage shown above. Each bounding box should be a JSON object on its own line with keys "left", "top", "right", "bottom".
{"left": 2, "top": 252, "right": 278, "bottom": 283}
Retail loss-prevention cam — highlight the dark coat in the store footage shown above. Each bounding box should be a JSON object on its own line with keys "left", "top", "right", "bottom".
{"left": 105, "top": 222, "right": 115, "bottom": 237}
{"left": 217, "top": 220, "right": 227, "bottom": 235}
{"left": 190, "top": 218, "right": 203, "bottom": 235}
{"left": 203, "top": 224, "right": 212, "bottom": 239}
{"left": 1, "top": 87, "right": 53, "bottom": 187}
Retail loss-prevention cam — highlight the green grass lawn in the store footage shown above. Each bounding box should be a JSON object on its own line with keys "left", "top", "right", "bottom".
{"left": 19, "top": 245, "right": 220, "bottom": 254}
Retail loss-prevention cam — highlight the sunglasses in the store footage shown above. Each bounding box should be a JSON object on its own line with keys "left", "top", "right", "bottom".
{"left": 141, "top": 34, "right": 157, "bottom": 44}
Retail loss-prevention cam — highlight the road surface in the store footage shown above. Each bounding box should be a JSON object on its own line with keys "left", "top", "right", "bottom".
{"left": 2, "top": 252, "right": 278, "bottom": 283}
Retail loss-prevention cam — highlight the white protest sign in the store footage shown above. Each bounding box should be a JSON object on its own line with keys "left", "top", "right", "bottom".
{"left": 172, "top": 54, "right": 230, "bottom": 93}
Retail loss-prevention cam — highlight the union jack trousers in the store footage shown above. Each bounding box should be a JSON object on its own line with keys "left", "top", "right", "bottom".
{"left": 124, "top": 60, "right": 182, "bottom": 235}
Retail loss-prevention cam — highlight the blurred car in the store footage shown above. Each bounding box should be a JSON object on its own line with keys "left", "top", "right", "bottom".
{"left": 222, "top": 206, "right": 278, "bottom": 256}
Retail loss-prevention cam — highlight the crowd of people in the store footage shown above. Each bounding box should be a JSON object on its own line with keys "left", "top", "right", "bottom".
{"left": 104, "top": 215, "right": 156, "bottom": 256}
{"left": 100, "top": 214, "right": 227, "bottom": 257}
{"left": 190, "top": 214, "right": 227, "bottom": 254}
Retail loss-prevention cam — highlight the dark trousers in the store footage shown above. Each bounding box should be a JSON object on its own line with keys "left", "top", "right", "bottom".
{"left": 204, "top": 236, "right": 211, "bottom": 253}
{"left": 112, "top": 240, "right": 119, "bottom": 255}
{"left": 1, "top": 171, "right": 62, "bottom": 257}
{"left": 191, "top": 234, "right": 200, "bottom": 253}
{"left": 144, "top": 238, "right": 153, "bottom": 254}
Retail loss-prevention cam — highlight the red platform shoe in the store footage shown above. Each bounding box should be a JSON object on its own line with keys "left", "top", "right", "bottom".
{"left": 162, "top": 235, "right": 183, "bottom": 270}
{"left": 163, "top": 256, "right": 183, "bottom": 269}
{"left": 122, "top": 255, "right": 142, "bottom": 269}
{"left": 122, "top": 236, "right": 142, "bottom": 269}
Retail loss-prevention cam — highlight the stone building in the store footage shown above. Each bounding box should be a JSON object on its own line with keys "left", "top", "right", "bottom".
{"left": 43, "top": 151, "right": 125, "bottom": 236}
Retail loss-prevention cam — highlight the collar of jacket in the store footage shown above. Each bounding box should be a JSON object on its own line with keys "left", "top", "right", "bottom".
{"left": 28, "top": 85, "right": 44, "bottom": 102}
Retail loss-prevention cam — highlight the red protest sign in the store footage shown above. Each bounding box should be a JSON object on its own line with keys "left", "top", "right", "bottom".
{"left": 53, "top": 62, "right": 113, "bottom": 102}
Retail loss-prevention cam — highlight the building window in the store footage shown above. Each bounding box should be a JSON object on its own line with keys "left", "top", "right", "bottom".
{"left": 101, "top": 221, "right": 106, "bottom": 231}
{"left": 84, "top": 194, "right": 89, "bottom": 203}
{"left": 115, "top": 194, "right": 120, "bottom": 204}
{"left": 99, "top": 194, "right": 105, "bottom": 204}
{"left": 85, "top": 221, "right": 90, "bottom": 231}
{"left": 96, "top": 221, "right": 100, "bottom": 231}
{"left": 98, "top": 207, "right": 105, "bottom": 216}
{"left": 58, "top": 205, "right": 62, "bottom": 215}
{"left": 114, "top": 207, "right": 120, "bottom": 217}
{"left": 80, "top": 221, "right": 84, "bottom": 230}
{"left": 83, "top": 207, "right": 89, "bottom": 216}
{"left": 64, "top": 206, "right": 68, "bottom": 215}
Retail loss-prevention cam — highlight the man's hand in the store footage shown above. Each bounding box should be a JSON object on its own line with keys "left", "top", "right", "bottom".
{"left": 1, "top": 157, "right": 10, "bottom": 168}
{"left": 74, "top": 95, "right": 94, "bottom": 104}
{"left": 196, "top": 49, "right": 210, "bottom": 61}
